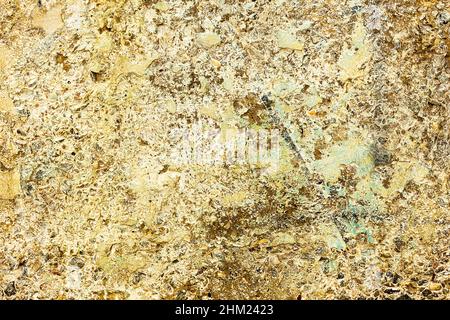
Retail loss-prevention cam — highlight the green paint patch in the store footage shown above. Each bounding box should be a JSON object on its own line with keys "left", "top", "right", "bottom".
{"left": 346, "top": 220, "right": 375, "bottom": 243}
{"left": 312, "top": 136, "right": 373, "bottom": 183}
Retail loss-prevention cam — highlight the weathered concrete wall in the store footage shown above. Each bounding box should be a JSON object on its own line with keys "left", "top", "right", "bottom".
{"left": 0, "top": 0, "right": 448, "bottom": 299}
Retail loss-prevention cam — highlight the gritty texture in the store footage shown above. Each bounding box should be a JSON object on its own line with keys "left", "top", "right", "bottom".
{"left": 0, "top": 0, "right": 449, "bottom": 300}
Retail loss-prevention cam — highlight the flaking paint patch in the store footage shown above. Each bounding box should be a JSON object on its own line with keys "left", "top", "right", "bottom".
{"left": 197, "top": 32, "right": 221, "bottom": 48}
{"left": 32, "top": 5, "right": 64, "bottom": 34}
{"left": 0, "top": 169, "right": 21, "bottom": 200}
{"left": 0, "top": 46, "right": 12, "bottom": 71}
{"left": 312, "top": 136, "right": 373, "bottom": 183}
{"left": 380, "top": 161, "right": 429, "bottom": 197}
{"left": 338, "top": 19, "right": 372, "bottom": 81}
{"left": 276, "top": 30, "right": 304, "bottom": 51}
{"left": 319, "top": 224, "right": 346, "bottom": 250}
{"left": 0, "top": 92, "right": 14, "bottom": 113}
{"left": 221, "top": 190, "right": 249, "bottom": 207}
{"left": 96, "top": 244, "right": 148, "bottom": 274}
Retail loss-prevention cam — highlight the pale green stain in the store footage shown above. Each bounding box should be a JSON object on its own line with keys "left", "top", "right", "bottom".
{"left": 342, "top": 212, "right": 375, "bottom": 244}
{"left": 312, "top": 137, "right": 374, "bottom": 183}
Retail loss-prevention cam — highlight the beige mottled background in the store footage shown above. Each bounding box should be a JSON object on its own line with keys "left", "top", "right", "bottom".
{"left": 0, "top": 0, "right": 449, "bottom": 299}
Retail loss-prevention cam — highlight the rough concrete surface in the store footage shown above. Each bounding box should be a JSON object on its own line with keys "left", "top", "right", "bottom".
{"left": 0, "top": 0, "right": 449, "bottom": 299}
